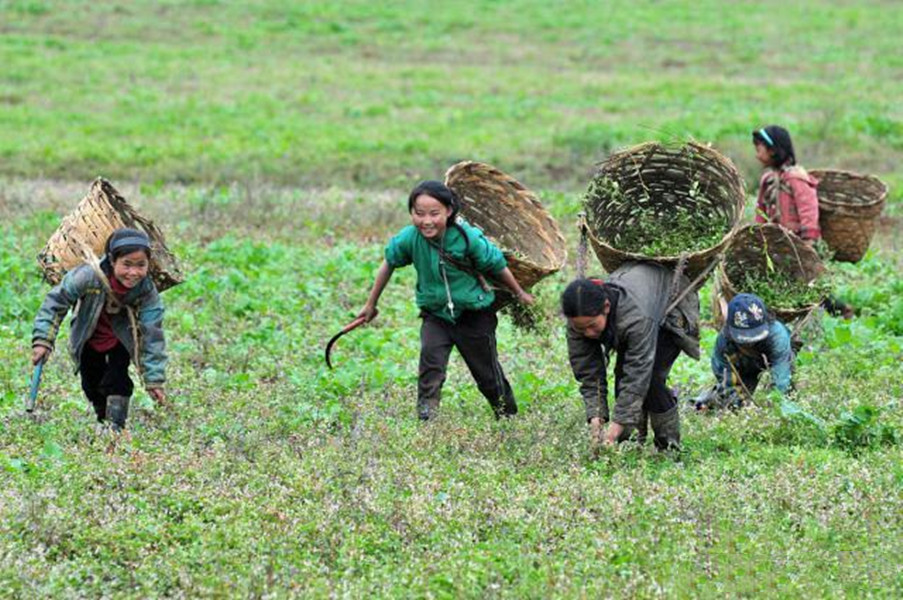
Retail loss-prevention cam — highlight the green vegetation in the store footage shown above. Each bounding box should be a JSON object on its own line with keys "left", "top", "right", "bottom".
{"left": 1, "top": 0, "right": 902, "bottom": 194}
{"left": 1, "top": 1, "right": 902, "bottom": 596}
{"left": 730, "top": 268, "right": 831, "bottom": 311}
{"left": 586, "top": 175, "right": 732, "bottom": 255}
{"left": 1, "top": 181, "right": 901, "bottom": 597}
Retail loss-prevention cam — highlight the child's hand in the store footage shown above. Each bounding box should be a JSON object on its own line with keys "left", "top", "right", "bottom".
{"left": 357, "top": 305, "right": 379, "bottom": 323}
{"left": 148, "top": 387, "right": 167, "bottom": 405}
{"left": 517, "top": 291, "right": 535, "bottom": 305}
{"left": 31, "top": 345, "right": 50, "bottom": 365}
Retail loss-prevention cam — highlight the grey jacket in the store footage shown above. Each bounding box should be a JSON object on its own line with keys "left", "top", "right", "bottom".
{"left": 566, "top": 262, "right": 699, "bottom": 425}
{"left": 32, "top": 261, "right": 167, "bottom": 387}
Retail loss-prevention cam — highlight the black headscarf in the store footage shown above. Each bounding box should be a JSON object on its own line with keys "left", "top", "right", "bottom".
{"left": 752, "top": 125, "right": 796, "bottom": 168}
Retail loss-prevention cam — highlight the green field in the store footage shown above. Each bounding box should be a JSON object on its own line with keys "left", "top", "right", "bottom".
{"left": 2, "top": 1, "right": 902, "bottom": 597}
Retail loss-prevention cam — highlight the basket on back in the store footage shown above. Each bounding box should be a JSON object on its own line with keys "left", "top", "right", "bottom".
{"left": 584, "top": 141, "right": 745, "bottom": 281}
{"left": 810, "top": 169, "right": 887, "bottom": 263}
{"left": 445, "top": 161, "right": 567, "bottom": 306}
{"left": 719, "top": 224, "right": 827, "bottom": 322}
{"left": 37, "top": 178, "right": 184, "bottom": 292}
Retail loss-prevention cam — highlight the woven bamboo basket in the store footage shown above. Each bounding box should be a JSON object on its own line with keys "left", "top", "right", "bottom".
{"left": 810, "top": 169, "right": 887, "bottom": 263}
{"left": 445, "top": 161, "right": 567, "bottom": 306}
{"left": 584, "top": 141, "right": 745, "bottom": 280}
{"left": 719, "top": 223, "right": 826, "bottom": 322}
{"left": 37, "top": 178, "right": 184, "bottom": 292}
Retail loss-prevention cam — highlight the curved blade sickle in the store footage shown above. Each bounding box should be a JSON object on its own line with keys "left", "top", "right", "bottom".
{"left": 325, "top": 316, "right": 368, "bottom": 369}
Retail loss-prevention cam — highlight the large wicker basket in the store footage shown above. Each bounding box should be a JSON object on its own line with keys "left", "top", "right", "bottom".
{"left": 584, "top": 141, "right": 745, "bottom": 280}
{"left": 445, "top": 161, "right": 567, "bottom": 306}
{"left": 810, "top": 169, "right": 887, "bottom": 263}
{"left": 719, "top": 224, "right": 826, "bottom": 322}
{"left": 37, "top": 178, "right": 184, "bottom": 292}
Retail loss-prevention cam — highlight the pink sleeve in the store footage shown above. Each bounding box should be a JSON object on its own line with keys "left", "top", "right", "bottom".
{"left": 790, "top": 178, "right": 821, "bottom": 239}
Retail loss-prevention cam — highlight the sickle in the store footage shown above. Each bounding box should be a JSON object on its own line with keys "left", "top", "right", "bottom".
{"left": 325, "top": 316, "right": 368, "bottom": 369}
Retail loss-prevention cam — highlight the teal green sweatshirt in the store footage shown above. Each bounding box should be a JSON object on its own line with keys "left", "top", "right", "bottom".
{"left": 385, "top": 219, "right": 507, "bottom": 322}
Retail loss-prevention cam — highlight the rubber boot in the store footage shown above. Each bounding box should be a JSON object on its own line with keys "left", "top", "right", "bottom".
{"left": 634, "top": 411, "right": 649, "bottom": 445}
{"left": 650, "top": 405, "right": 681, "bottom": 451}
{"left": 417, "top": 396, "right": 440, "bottom": 421}
{"left": 106, "top": 395, "right": 130, "bottom": 432}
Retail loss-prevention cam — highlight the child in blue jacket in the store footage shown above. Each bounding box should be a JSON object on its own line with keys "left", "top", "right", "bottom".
{"left": 699, "top": 294, "right": 793, "bottom": 409}
{"left": 31, "top": 228, "right": 167, "bottom": 431}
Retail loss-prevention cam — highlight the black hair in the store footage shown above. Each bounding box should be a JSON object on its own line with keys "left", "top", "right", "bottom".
{"left": 407, "top": 180, "right": 460, "bottom": 223}
{"left": 105, "top": 228, "right": 151, "bottom": 262}
{"left": 561, "top": 278, "right": 617, "bottom": 318}
{"left": 752, "top": 125, "right": 796, "bottom": 168}
{"left": 408, "top": 180, "right": 471, "bottom": 250}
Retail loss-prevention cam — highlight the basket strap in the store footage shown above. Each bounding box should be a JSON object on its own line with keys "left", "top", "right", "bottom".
{"left": 576, "top": 212, "right": 589, "bottom": 279}
{"left": 659, "top": 253, "right": 722, "bottom": 326}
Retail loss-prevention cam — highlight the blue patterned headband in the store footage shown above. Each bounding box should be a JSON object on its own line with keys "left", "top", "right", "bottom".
{"left": 758, "top": 128, "right": 775, "bottom": 147}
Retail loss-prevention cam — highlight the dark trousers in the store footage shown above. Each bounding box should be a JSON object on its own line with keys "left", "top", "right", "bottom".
{"left": 614, "top": 330, "right": 680, "bottom": 415}
{"left": 728, "top": 354, "right": 767, "bottom": 395}
{"left": 419, "top": 310, "right": 517, "bottom": 419}
{"left": 79, "top": 343, "right": 134, "bottom": 422}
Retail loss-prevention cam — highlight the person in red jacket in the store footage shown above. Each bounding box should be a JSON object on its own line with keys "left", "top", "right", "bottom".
{"left": 753, "top": 125, "right": 854, "bottom": 318}
{"left": 753, "top": 125, "right": 821, "bottom": 246}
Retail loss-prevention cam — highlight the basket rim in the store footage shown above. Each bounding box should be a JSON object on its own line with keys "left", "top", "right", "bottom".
{"left": 593, "top": 140, "right": 742, "bottom": 170}
{"left": 810, "top": 168, "right": 889, "bottom": 209}
{"left": 721, "top": 222, "right": 825, "bottom": 310}
{"left": 585, "top": 140, "right": 746, "bottom": 259}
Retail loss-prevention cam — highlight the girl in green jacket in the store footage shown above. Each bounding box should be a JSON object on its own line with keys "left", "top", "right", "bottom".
{"left": 358, "top": 180, "right": 534, "bottom": 421}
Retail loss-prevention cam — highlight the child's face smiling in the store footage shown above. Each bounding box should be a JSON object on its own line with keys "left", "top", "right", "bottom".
{"left": 112, "top": 250, "right": 150, "bottom": 288}
{"left": 411, "top": 194, "right": 452, "bottom": 239}
{"left": 754, "top": 142, "right": 774, "bottom": 167}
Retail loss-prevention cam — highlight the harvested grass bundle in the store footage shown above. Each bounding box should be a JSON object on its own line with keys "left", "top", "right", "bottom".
{"left": 720, "top": 223, "right": 827, "bottom": 322}
{"left": 444, "top": 161, "right": 567, "bottom": 309}
{"left": 811, "top": 169, "right": 887, "bottom": 263}
{"left": 37, "top": 178, "right": 183, "bottom": 292}
{"left": 584, "top": 141, "right": 745, "bottom": 279}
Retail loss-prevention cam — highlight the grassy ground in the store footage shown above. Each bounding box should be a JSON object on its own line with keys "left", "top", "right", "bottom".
{"left": 1, "top": 1, "right": 903, "bottom": 597}
{"left": 2, "top": 0, "right": 902, "bottom": 193}
{"left": 1, "top": 180, "right": 901, "bottom": 597}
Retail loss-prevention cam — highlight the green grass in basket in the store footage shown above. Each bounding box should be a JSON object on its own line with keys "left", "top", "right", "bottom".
{"left": 731, "top": 268, "right": 830, "bottom": 310}
{"left": 586, "top": 177, "right": 731, "bottom": 256}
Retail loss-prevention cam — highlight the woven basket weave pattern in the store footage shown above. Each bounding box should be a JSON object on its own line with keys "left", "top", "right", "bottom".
{"left": 720, "top": 223, "right": 825, "bottom": 321}
{"left": 445, "top": 161, "right": 566, "bottom": 305}
{"left": 584, "top": 141, "right": 745, "bottom": 280}
{"left": 38, "top": 178, "right": 184, "bottom": 292}
{"left": 811, "top": 169, "right": 887, "bottom": 263}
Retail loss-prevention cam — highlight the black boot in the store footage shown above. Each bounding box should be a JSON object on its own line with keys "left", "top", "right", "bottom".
{"left": 90, "top": 397, "right": 107, "bottom": 423}
{"left": 417, "top": 396, "right": 440, "bottom": 421}
{"left": 634, "top": 411, "right": 649, "bottom": 444}
{"left": 650, "top": 406, "right": 681, "bottom": 451}
{"left": 106, "top": 395, "right": 130, "bottom": 432}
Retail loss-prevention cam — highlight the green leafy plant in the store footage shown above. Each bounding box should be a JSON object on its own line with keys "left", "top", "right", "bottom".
{"left": 832, "top": 405, "right": 898, "bottom": 452}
